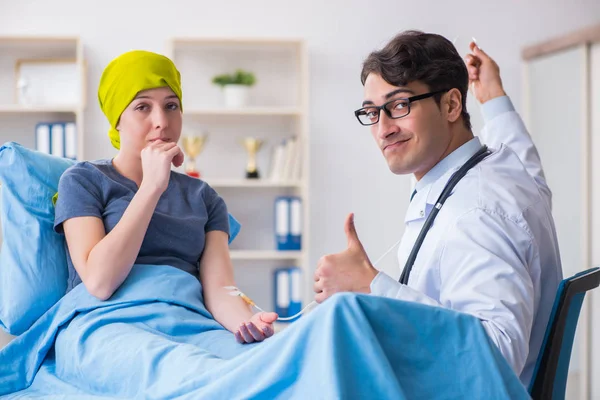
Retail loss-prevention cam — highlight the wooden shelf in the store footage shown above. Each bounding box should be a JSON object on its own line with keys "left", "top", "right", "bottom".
{"left": 0, "top": 35, "right": 86, "bottom": 160}
{"left": 171, "top": 38, "right": 304, "bottom": 53}
{"left": 206, "top": 179, "right": 302, "bottom": 188}
{"left": 173, "top": 37, "right": 304, "bottom": 45}
{"left": 184, "top": 107, "right": 302, "bottom": 116}
{"left": 229, "top": 250, "right": 304, "bottom": 260}
{"left": 0, "top": 104, "right": 80, "bottom": 114}
{"left": 0, "top": 36, "right": 79, "bottom": 55}
{"left": 0, "top": 36, "right": 79, "bottom": 45}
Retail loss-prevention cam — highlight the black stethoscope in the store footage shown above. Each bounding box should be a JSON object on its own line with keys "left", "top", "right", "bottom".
{"left": 398, "top": 145, "right": 492, "bottom": 285}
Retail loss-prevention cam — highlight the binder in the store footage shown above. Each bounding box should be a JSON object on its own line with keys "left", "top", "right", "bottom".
{"left": 274, "top": 196, "right": 302, "bottom": 251}
{"left": 289, "top": 197, "right": 302, "bottom": 250}
{"left": 287, "top": 267, "right": 302, "bottom": 321}
{"left": 273, "top": 267, "right": 303, "bottom": 321}
{"left": 50, "top": 123, "right": 65, "bottom": 158}
{"left": 35, "top": 123, "right": 51, "bottom": 154}
{"left": 64, "top": 122, "right": 77, "bottom": 160}
{"left": 275, "top": 197, "right": 291, "bottom": 250}
{"left": 274, "top": 267, "right": 290, "bottom": 317}
{"left": 34, "top": 121, "right": 75, "bottom": 159}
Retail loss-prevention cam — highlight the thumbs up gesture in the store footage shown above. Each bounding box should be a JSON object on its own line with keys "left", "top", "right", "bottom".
{"left": 313, "top": 213, "right": 379, "bottom": 303}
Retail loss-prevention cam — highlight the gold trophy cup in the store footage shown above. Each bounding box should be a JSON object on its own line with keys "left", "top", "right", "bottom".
{"left": 181, "top": 135, "right": 207, "bottom": 178}
{"left": 240, "top": 137, "right": 264, "bottom": 179}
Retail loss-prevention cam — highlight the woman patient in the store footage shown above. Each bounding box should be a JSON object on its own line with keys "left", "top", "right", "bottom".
{"left": 54, "top": 50, "right": 276, "bottom": 344}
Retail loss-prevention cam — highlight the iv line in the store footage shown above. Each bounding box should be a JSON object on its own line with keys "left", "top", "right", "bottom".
{"left": 281, "top": 236, "right": 403, "bottom": 320}
{"left": 371, "top": 237, "right": 403, "bottom": 267}
{"left": 225, "top": 236, "right": 403, "bottom": 321}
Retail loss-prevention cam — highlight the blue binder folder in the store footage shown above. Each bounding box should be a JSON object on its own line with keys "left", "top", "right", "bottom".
{"left": 274, "top": 196, "right": 302, "bottom": 251}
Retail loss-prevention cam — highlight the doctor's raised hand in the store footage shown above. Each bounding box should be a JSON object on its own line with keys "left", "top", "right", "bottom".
{"left": 464, "top": 41, "right": 506, "bottom": 104}
{"left": 313, "top": 213, "right": 378, "bottom": 303}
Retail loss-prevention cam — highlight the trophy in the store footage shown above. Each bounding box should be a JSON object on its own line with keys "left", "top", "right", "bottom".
{"left": 181, "top": 135, "right": 207, "bottom": 178}
{"left": 240, "top": 137, "right": 264, "bottom": 179}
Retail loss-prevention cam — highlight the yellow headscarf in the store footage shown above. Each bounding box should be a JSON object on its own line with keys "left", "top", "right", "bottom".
{"left": 98, "top": 50, "right": 183, "bottom": 149}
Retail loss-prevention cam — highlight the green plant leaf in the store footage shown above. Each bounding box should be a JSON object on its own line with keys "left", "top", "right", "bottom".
{"left": 211, "top": 69, "right": 256, "bottom": 87}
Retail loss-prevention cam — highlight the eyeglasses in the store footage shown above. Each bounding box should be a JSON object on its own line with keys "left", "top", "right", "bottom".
{"left": 354, "top": 89, "right": 449, "bottom": 126}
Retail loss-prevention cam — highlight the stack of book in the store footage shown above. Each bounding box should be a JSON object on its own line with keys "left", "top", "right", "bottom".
{"left": 268, "top": 137, "right": 302, "bottom": 182}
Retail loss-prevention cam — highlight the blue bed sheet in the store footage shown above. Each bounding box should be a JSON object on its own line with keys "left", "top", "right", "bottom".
{"left": 0, "top": 264, "right": 530, "bottom": 399}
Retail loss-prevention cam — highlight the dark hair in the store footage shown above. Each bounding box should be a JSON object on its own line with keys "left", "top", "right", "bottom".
{"left": 361, "top": 30, "right": 471, "bottom": 130}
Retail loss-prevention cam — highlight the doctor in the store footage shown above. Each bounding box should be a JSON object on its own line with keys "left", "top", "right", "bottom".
{"left": 313, "top": 30, "right": 563, "bottom": 387}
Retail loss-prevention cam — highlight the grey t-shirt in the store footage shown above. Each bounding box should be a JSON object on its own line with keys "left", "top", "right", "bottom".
{"left": 53, "top": 159, "right": 229, "bottom": 293}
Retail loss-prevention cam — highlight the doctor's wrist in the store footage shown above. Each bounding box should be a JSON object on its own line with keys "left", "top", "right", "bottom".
{"left": 479, "top": 87, "right": 507, "bottom": 105}
{"left": 357, "top": 264, "right": 378, "bottom": 294}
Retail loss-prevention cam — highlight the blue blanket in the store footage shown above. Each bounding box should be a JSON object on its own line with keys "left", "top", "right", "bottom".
{"left": 0, "top": 265, "right": 530, "bottom": 399}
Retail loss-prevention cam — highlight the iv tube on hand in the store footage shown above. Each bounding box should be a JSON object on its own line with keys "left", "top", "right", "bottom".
{"left": 223, "top": 236, "right": 403, "bottom": 322}
{"left": 225, "top": 286, "right": 316, "bottom": 321}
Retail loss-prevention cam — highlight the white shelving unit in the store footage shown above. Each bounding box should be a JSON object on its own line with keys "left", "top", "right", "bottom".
{"left": 0, "top": 36, "right": 86, "bottom": 159}
{"left": 0, "top": 36, "right": 86, "bottom": 246}
{"left": 168, "top": 37, "right": 310, "bottom": 311}
{"left": 206, "top": 179, "right": 303, "bottom": 189}
{"left": 184, "top": 107, "right": 302, "bottom": 116}
{"left": 229, "top": 250, "right": 305, "bottom": 261}
{"left": 0, "top": 104, "right": 81, "bottom": 113}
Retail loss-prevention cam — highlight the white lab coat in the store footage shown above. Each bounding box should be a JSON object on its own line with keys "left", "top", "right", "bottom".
{"left": 370, "top": 96, "right": 563, "bottom": 387}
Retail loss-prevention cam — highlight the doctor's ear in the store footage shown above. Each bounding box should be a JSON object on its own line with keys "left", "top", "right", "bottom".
{"left": 444, "top": 88, "right": 463, "bottom": 123}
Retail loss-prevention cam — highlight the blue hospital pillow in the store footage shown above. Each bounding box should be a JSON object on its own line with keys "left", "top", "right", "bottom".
{"left": 0, "top": 142, "right": 240, "bottom": 335}
{"left": 0, "top": 142, "right": 75, "bottom": 335}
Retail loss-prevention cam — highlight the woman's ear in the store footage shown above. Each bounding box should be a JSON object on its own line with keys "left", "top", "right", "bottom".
{"left": 445, "top": 88, "right": 463, "bottom": 123}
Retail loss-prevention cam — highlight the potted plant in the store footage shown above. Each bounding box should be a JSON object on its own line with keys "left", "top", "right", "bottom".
{"left": 212, "top": 69, "right": 257, "bottom": 108}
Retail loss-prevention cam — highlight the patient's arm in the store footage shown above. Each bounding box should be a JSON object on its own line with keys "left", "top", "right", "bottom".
{"left": 200, "top": 231, "right": 277, "bottom": 343}
{"left": 63, "top": 185, "right": 162, "bottom": 301}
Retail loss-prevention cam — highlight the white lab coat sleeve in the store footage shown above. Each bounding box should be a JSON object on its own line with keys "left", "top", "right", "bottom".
{"left": 479, "top": 96, "right": 552, "bottom": 211}
{"left": 370, "top": 208, "right": 535, "bottom": 376}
